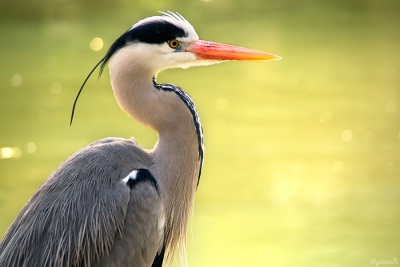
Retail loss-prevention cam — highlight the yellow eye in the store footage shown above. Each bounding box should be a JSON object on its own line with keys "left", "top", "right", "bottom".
{"left": 168, "top": 40, "right": 180, "bottom": 49}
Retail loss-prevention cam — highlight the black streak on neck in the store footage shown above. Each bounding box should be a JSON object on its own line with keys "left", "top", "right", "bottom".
{"left": 152, "top": 77, "right": 204, "bottom": 188}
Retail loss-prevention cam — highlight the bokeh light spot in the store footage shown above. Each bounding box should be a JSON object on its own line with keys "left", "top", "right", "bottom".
{"left": 27, "top": 142, "right": 37, "bottom": 154}
{"left": 90, "top": 37, "right": 104, "bottom": 51}
{"left": 11, "top": 74, "right": 23, "bottom": 87}
{"left": 50, "top": 82, "right": 62, "bottom": 94}
{"left": 0, "top": 147, "right": 22, "bottom": 159}
{"left": 341, "top": 129, "right": 353, "bottom": 142}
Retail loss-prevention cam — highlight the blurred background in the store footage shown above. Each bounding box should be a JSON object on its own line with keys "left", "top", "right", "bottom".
{"left": 0, "top": 0, "right": 399, "bottom": 266}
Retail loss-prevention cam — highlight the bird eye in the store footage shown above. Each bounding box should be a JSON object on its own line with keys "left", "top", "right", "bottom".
{"left": 168, "top": 40, "right": 180, "bottom": 49}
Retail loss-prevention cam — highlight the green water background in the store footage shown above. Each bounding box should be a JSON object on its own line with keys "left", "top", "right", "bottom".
{"left": 0, "top": 1, "right": 399, "bottom": 266}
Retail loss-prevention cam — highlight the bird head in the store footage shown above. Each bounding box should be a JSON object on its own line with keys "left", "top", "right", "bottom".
{"left": 100, "top": 11, "right": 281, "bottom": 74}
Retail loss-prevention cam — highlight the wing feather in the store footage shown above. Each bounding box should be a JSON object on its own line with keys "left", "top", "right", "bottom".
{"left": 0, "top": 138, "right": 161, "bottom": 267}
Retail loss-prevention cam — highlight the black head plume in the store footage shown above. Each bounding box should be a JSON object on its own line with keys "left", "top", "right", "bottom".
{"left": 69, "top": 28, "right": 133, "bottom": 126}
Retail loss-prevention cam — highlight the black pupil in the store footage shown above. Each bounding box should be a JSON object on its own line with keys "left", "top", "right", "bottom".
{"left": 171, "top": 40, "right": 178, "bottom": 47}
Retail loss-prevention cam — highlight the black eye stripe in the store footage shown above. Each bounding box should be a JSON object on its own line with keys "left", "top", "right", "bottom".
{"left": 127, "top": 20, "right": 186, "bottom": 44}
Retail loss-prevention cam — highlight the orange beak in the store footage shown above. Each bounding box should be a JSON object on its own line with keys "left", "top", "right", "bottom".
{"left": 186, "top": 40, "right": 281, "bottom": 61}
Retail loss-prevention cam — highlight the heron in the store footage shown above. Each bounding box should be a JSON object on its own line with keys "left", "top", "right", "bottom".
{"left": 0, "top": 12, "right": 280, "bottom": 267}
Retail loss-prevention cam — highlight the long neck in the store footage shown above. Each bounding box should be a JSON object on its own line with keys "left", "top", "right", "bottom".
{"left": 109, "top": 50, "right": 202, "bottom": 261}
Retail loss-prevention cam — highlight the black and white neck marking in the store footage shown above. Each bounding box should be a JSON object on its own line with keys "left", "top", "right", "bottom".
{"left": 153, "top": 78, "right": 204, "bottom": 186}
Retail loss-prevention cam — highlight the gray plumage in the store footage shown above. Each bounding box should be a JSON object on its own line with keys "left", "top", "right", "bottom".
{"left": 0, "top": 138, "right": 164, "bottom": 266}
{"left": 0, "top": 11, "right": 279, "bottom": 267}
